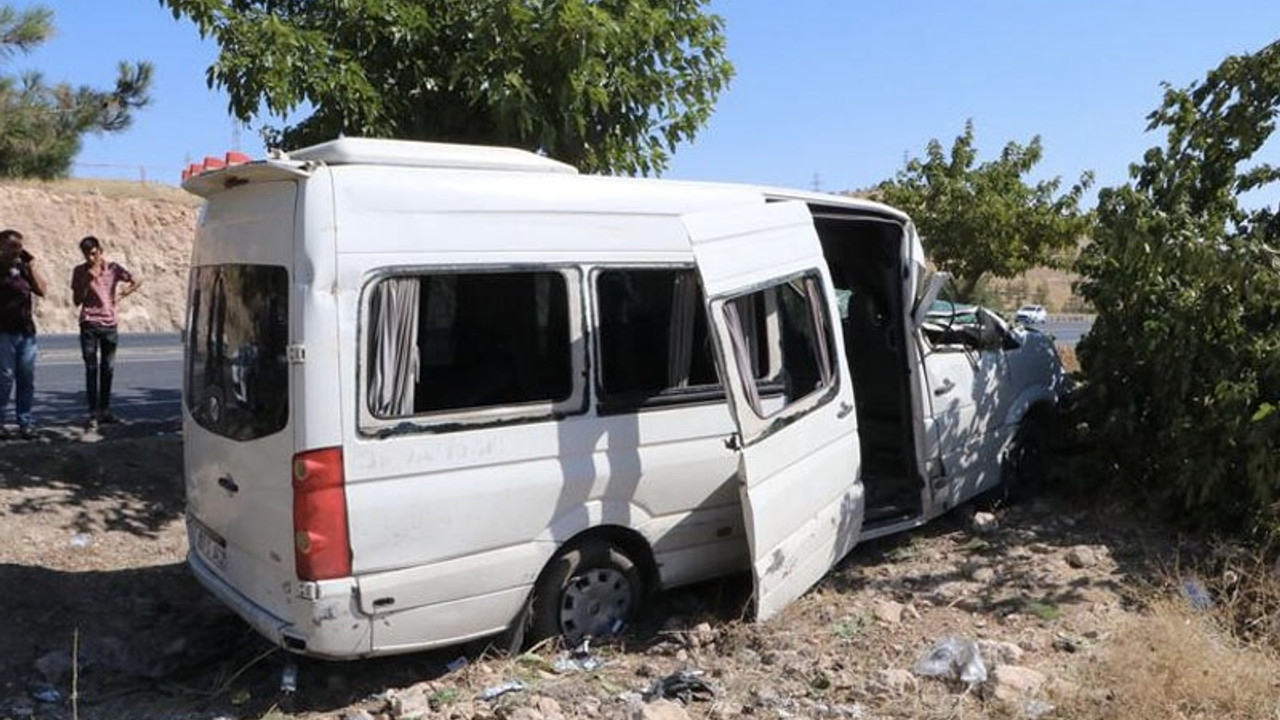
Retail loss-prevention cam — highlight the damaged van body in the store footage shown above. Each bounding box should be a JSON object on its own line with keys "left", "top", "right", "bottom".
{"left": 180, "top": 138, "right": 1067, "bottom": 659}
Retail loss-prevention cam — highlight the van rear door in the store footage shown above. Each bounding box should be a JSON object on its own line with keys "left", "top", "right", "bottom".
{"left": 183, "top": 179, "right": 300, "bottom": 632}
{"left": 684, "top": 201, "right": 862, "bottom": 621}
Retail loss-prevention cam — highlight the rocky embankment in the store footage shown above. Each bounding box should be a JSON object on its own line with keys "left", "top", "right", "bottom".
{"left": 0, "top": 181, "right": 197, "bottom": 334}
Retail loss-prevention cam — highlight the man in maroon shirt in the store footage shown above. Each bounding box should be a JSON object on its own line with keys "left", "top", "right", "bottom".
{"left": 0, "top": 229, "right": 49, "bottom": 439}
{"left": 71, "top": 235, "right": 141, "bottom": 429}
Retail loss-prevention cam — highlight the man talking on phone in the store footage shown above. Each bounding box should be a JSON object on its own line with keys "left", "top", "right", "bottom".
{"left": 0, "top": 229, "right": 48, "bottom": 440}
{"left": 71, "top": 235, "right": 140, "bottom": 429}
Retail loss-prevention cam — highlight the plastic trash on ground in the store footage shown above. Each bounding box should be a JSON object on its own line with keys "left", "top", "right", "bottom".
{"left": 478, "top": 680, "right": 526, "bottom": 700}
{"left": 643, "top": 669, "right": 715, "bottom": 704}
{"left": 30, "top": 686, "right": 61, "bottom": 704}
{"left": 553, "top": 639, "right": 602, "bottom": 673}
{"left": 280, "top": 657, "right": 298, "bottom": 694}
{"left": 1023, "top": 698, "right": 1055, "bottom": 718}
{"left": 1181, "top": 578, "right": 1213, "bottom": 611}
{"left": 913, "top": 636, "right": 988, "bottom": 684}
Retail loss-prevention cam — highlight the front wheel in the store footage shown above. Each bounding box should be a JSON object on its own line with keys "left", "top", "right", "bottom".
{"left": 529, "top": 540, "right": 644, "bottom": 647}
{"left": 1002, "top": 411, "right": 1056, "bottom": 502}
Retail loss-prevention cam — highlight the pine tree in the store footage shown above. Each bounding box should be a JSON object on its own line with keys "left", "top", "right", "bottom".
{"left": 0, "top": 4, "right": 152, "bottom": 179}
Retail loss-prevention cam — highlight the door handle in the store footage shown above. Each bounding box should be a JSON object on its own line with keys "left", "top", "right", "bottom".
{"left": 933, "top": 379, "right": 956, "bottom": 396}
{"left": 836, "top": 401, "right": 854, "bottom": 419}
{"left": 217, "top": 475, "right": 239, "bottom": 494}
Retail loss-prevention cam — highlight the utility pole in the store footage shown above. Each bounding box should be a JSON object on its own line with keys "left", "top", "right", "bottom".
{"left": 810, "top": 172, "right": 822, "bottom": 192}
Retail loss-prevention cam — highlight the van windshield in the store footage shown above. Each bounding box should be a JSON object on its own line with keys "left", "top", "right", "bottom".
{"left": 185, "top": 264, "right": 289, "bottom": 440}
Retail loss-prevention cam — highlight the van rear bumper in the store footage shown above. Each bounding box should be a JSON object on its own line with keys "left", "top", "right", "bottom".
{"left": 187, "top": 549, "right": 290, "bottom": 645}
{"left": 187, "top": 550, "right": 373, "bottom": 659}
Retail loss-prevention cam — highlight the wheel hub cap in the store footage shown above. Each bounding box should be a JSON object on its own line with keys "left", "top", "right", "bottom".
{"left": 560, "top": 568, "right": 632, "bottom": 640}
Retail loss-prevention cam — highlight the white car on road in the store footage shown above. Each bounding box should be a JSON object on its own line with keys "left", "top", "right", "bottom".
{"left": 1014, "top": 304, "right": 1048, "bottom": 325}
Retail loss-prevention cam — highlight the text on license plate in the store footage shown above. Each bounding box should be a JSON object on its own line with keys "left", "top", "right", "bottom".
{"left": 193, "top": 521, "right": 228, "bottom": 572}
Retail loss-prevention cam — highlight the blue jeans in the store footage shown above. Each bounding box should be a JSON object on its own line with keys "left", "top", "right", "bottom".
{"left": 0, "top": 332, "right": 38, "bottom": 428}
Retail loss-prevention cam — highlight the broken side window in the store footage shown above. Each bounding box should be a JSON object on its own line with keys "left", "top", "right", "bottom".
{"left": 595, "top": 268, "right": 721, "bottom": 409}
{"left": 722, "top": 272, "right": 836, "bottom": 419}
{"left": 365, "top": 270, "right": 573, "bottom": 419}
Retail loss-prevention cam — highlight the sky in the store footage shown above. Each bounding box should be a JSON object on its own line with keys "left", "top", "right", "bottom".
{"left": 14, "top": 1, "right": 1280, "bottom": 195}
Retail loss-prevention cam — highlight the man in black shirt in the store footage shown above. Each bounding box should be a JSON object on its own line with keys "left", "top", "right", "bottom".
{"left": 0, "top": 229, "right": 49, "bottom": 439}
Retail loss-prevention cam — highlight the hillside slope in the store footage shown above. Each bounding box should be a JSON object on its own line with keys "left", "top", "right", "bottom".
{"left": 0, "top": 180, "right": 199, "bottom": 334}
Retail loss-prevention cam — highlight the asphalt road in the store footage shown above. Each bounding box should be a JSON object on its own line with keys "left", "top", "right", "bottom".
{"left": 1039, "top": 317, "right": 1092, "bottom": 345}
{"left": 23, "top": 318, "right": 1093, "bottom": 428}
{"left": 31, "top": 333, "right": 182, "bottom": 427}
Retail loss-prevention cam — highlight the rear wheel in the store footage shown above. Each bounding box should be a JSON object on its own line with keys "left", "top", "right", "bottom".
{"left": 529, "top": 540, "right": 643, "bottom": 647}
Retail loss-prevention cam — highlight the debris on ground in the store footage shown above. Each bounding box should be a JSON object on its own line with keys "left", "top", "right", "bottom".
{"left": 914, "top": 636, "right": 988, "bottom": 684}
{"left": 642, "top": 669, "right": 715, "bottom": 704}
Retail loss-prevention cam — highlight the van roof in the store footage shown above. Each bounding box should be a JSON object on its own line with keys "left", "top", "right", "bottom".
{"left": 181, "top": 138, "right": 909, "bottom": 227}
{"left": 285, "top": 137, "right": 578, "bottom": 175}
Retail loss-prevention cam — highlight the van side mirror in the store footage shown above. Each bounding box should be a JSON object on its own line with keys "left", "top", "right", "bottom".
{"left": 975, "top": 307, "right": 1017, "bottom": 351}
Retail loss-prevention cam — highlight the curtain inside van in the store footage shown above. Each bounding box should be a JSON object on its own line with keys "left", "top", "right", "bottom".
{"left": 723, "top": 301, "right": 764, "bottom": 416}
{"left": 804, "top": 277, "right": 834, "bottom": 387}
{"left": 667, "top": 273, "right": 699, "bottom": 388}
{"left": 369, "top": 278, "right": 421, "bottom": 416}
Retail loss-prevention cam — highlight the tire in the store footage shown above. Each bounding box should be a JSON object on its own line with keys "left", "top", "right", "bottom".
{"left": 1002, "top": 411, "right": 1054, "bottom": 502}
{"left": 528, "top": 540, "right": 644, "bottom": 647}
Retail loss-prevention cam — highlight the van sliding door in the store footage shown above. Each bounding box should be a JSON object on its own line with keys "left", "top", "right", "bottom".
{"left": 683, "top": 201, "right": 863, "bottom": 621}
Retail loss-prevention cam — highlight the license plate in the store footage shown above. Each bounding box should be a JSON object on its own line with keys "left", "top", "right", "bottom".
{"left": 192, "top": 520, "right": 228, "bottom": 572}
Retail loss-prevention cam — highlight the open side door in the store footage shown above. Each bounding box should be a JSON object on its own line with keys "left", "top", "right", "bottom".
{"left": 684, "top": 201, "right": 863, "bottom": 621}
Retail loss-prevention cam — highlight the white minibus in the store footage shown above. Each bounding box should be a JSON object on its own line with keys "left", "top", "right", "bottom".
{"left": 181, "top": 138, "right": 1065, "bottom": 659}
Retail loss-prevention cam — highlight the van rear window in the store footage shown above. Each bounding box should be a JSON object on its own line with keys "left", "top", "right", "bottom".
{"left": 185, "top": 265, "right": 289, "bottom": 440}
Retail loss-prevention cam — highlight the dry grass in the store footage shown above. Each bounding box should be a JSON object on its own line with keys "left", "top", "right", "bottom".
{"left": 1063, "top": 562, "right": 1280, "bottom": 720}
{"left": 1078, "top": 600, "right": 1280, "bottom": 719}
{"left": 1198, "top": 544, "right": 1280, "bottom": 654}
{"left": 5, "top": 176, "right": 201, "bottom": 206}
{"left": 1057, "top": 343, "right": 1080, "bottom": 374}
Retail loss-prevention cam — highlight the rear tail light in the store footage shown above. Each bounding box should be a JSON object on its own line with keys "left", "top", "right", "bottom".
{"left": 292, "top": 447, "right": 351, "bottom": 580}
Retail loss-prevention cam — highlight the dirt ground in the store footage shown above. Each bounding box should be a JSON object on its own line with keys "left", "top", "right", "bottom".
{"left": 3, "top": 420, "right": 1223, "bottom": 720}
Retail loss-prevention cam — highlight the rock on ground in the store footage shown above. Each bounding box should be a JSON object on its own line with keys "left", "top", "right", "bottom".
{"left": 630, "top": 699, "right": 691, "bottom": 720}
{"left": 987, "top": 664, "right": 1048, "bottom": 703}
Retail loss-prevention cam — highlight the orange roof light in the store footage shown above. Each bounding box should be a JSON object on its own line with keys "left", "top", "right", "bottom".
{"left": 183, "top": 150, "right": 255, "bottom": 182}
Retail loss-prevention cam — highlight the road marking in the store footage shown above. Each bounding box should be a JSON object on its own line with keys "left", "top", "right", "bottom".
{"left": 40, "top": 355, "right": 181, "bottom": 367}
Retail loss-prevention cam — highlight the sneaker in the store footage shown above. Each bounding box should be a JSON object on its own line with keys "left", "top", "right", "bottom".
{"left": 98, "top": 411, "right": 119, "bottom": 425}
{"left": 18, "top": 425, "right": 36, "bottom": 440}
{"left": 85, "top": 416, "right": 99, "bottom": 431}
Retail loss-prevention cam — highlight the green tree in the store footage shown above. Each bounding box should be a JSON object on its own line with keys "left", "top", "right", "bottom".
{"left": 0, "top": 5, "right": 153, "bottom": 179}
{"left": 158, "top": 0, "right": 734, "bottom": 176}
{"left": 1075, "top": 40, "right": 1280, "bottom": 534}
{"left": 878, "top": 120, "right": 1094, "bottom": 300}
